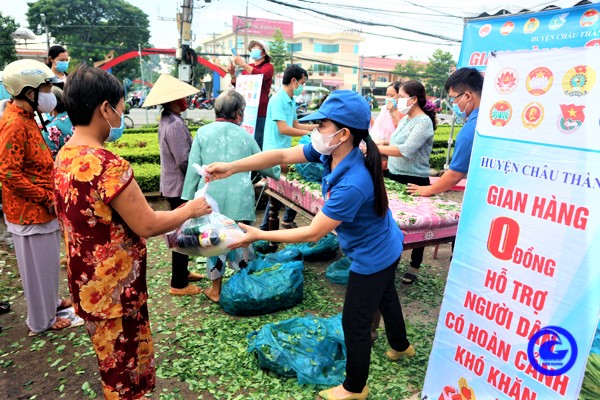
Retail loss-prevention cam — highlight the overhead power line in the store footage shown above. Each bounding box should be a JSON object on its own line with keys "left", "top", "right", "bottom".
{"left": 265, "top": 0, "right": 461, "bottom": 43}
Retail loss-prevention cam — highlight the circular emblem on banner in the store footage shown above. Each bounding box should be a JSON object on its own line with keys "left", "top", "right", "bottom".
{"left": 522, "top": 102, "right": 544, "bottom": 129}
{"left": 524, "top": 17, "right": 540, "bottom": 33}
{"left": 495, "top": 68, "right": 519, "bottom": 94}
{"left": 479, "top": 23, "right": 492, "bottom": 37}
{"left": 526, "top": 67, "right": 554, "bottom": 96}
{"left": 558, "top": 104, "right": 586, "bottom": 134}
{"left": 580, "top": 9, "right": 599, "bottom": 27}
{"left": 562, "top": 65, "right": 596, "bottom": 96}
{"left": 549, "top": 13, "right": 569, "bottom": 30}
{"left": 500, "top": 21, "right": 515, "bottom": 35}
{"left": 586, "top": 38, "right": 600, "bottom": 47}
{"left": 527, "top": 326, "right": 578, "bottom": 376}
{"left": 490, "top": 101, "right": 512, "bottom": 127}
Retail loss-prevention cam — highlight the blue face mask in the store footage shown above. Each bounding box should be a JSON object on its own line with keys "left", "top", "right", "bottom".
{"left": 293, "top": 83, "right": 304, "bottom": 97}
{"left": 106, "top": 105, "right": 125, "bottom": 142}
{"left": 56, "top": 61, "right": 69, "bottom": 73}
{"left": 250, "top": 48, "right": 263, "bottom": 60}
{"left": 452, "top": 95, "right": 467, "bottom": 119}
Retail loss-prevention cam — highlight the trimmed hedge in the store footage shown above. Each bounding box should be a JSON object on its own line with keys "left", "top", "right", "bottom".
{"left": 131, "top": 163, "right": 161, "bottom": 194}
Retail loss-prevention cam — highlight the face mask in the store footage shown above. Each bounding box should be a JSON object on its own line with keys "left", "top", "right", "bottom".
{"left": 293, "top": 83, "right": 304, "bottom": 97}
{"left": 175, "top": 98, "right": 188, "bottom": 113}
{"left": 56, "top": 61, "right": 69, "bottom": 73}
{"left": 250, "top": 48, "right": 262, "bottom": 60}
{"left": 105, "top": 105, "right": 125, "bottom": 142}
{"left": 37, "top": 91, "right": 57, "bottom": 113}
{"left": 396, "top": 96, "right": 413, "bottom": 114}
{"left": 310, "top": 127, "right": 342, "bottom": 155}
{"left": 452, "top": 95, "right": 467, "bottom": 119}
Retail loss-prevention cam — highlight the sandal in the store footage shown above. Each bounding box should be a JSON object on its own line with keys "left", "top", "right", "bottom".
{"left": 169, "top": 285, "right": 202, "bottom": 296}
{"left": 50, "top": 317, "right": 71, "bottom": 330}
{"left": 57, "top": 298, "right": 73, "bottom": 311}
{"left": 281, "top": 221, "right": 298, "bottom": 229}
{"left": 187, "top": 272, "right": 206, "bottom": 282}
{"left": 401, "top": 272, "right": 418, "bottom": 285}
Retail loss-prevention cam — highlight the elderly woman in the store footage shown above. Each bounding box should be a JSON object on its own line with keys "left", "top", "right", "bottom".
{"left": 54, "top": 66, "right": 211, "bottom": 398}
{"left": 182, "top": 89, "right": 280, "bottom": 303}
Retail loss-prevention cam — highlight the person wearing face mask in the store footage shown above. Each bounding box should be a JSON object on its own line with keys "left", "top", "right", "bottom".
{"left": 46, "top": 45, "right": 70, "bottom": 89}
{"left": 228, "top": 39, "right": 274, "bottom": 149}
{"left": 181, "top": 90, "right": 280, "bottom": 303}
{"left": 370, "top": 81, "right": 402, "bottom": 175}
{"left": 54, "top": 66, "right": 212, "bottom": 398}
{"left": 377, "top": 80, "right": 436, "bottom": 284}
{"left": 206, "top": 90, "right": 414, "bottom": 400}
{"left": 142, "top": 74, "right": 207, "bottom": 296}
{"left": 0, "top": 59, "right": 73, "bottom": 335}
{"left": 406, "top": 68, "right": 483, "bottom": 198}
{"left": 42, "top": 86, "right": 74, "bottom": 159}
{"left": 260, "top": 65, "right": 318, "bottom": 248}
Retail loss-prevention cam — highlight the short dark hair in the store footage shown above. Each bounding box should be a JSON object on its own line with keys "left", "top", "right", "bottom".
{"left": 282, "top": 65, "right": 308, "bottom": 85}
{"left": 47, "top": 45, "right": 68, "bottom": 67}
{"left": 64, "top": 66, "right": 124, "bottom": 126}
{"left": 445, "top": 67, "right": 484, "bottom": 96}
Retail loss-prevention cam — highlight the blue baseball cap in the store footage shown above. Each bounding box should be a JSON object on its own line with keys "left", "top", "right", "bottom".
{"left": 299, "top": 90, "right": 371, "bottom": 131}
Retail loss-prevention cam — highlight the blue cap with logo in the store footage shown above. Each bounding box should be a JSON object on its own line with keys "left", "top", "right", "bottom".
{"left": 299, "top": 90, "right": 371, "bottom": 131}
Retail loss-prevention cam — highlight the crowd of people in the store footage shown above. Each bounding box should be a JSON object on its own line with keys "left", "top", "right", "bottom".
{"left": 0, "top": 39, "right": 483, "bottom": 399}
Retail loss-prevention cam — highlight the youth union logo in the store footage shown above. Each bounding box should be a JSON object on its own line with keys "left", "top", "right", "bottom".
{"left": 549, "top": 13, "right": 569, "bottom": 30}
{"left": 558, "top": 104, "right": 586, "bottom": 134}
{"left": 580, "top": 9, "right": 599, "bottom": 27}
{"left": 495, "top": 68, "right": 518, "bottom": 94}
{"left": 526, "top": 67, "right": 554, "bottom": 96}
{"left": 524, "top": 17, "right": 540, "bottom": 33}
{"left": 490, "top": 101, "right": 512, "bottom": 127}
{"left": 562, "top": 65, "right": 596, "bottom": 96}
{"left": 500, "top": 21, "right": 514, "bottom": 35}
{"left": 522, "top": 102, "right": 544, "bottom": 130}
{"left": 527, "top": 326, "right": 578, "bottom": 376}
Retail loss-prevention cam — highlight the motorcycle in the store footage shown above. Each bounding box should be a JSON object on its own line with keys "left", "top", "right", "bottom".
{"left": 188, "top": 95, "right": 214, "bottom": 110}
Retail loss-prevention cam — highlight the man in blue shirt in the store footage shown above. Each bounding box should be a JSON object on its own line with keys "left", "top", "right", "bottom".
{"left": 407, "top": 68, "right": 483, "bottom": 197}
{"left": 260, "top": 65, "right": 317, "bottom": 235}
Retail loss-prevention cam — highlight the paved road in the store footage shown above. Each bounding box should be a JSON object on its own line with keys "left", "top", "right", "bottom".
{"left": 127, "top": 107, "right": 215, "bottom": 127}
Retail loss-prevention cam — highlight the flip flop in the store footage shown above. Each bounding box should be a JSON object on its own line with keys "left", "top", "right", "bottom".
{"left": 57, "top": 299, "right": 73, "bottom": 311}
{"left": 401, "top": 272, "right": 418, "bottom": 285}
{"left": 29, "top": 317, "right": 72, "bottom": 336}
{"left": 187, "top": 272, "right": 206, "bottom": 282}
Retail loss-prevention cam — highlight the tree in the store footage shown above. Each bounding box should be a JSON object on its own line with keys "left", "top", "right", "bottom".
{"left": 424, "top": 49, "right": 456, "bottom": 98}
{"left": 0, "top": 12, "right": 19, "bottom": 70}
{"left": 393, "top": 58, "right": 424, "bottom": 80}
{"left": 269, "top": 28, "right": 288, "bottom": 74}
{"left": 25, "top": 0, "right": 151, "bottom": 80}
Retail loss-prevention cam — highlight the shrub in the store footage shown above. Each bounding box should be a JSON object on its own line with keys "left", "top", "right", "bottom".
{"left": 131, "top": 163, "right": 161, "bottom": 193}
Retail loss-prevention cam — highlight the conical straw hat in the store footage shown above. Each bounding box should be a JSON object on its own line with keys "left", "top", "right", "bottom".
{"left": 142, "top": 74, "right": 199, "bottom": 108}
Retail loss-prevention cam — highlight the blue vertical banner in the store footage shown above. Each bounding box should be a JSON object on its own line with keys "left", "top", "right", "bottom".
{"left": 458, "top": 3, "right": 600, "bottom": 71}
{"left": 423, "top": 46, "right": 600, "bottom": 399}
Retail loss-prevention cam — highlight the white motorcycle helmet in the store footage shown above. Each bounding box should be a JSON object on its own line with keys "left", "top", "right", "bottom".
{"left": 2, "top": 59, "right": 59, "bottom": 97}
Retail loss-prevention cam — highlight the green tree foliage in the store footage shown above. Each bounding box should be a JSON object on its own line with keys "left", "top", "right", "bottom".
{"left": 0, "top": 12, "right": 19, "bottom": 69}
{"left": 269, "top": 28, "right": 288, "bottom": 74}
{"left": 393, "top": 57, "right": 424, "bottom": 80}
{"left": 425, "top": 48, "right": 456, "bottom": 98}
{"left": 25, "top": 0, "right": 151, "bottom": 79}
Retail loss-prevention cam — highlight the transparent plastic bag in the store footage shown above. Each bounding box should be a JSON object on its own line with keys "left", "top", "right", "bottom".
{"left": 164, "top": 164, "right": 246, "bottom": 257}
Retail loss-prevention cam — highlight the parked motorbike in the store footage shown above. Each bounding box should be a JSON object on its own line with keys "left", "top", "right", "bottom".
{"left": 188, "top": 94, "right": 214, "bottom": 110}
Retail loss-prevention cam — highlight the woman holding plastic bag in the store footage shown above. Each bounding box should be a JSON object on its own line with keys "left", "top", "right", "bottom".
{"left": 206, "top": 90, "right": 414, "bottom": 400}
{"left": 181, "top": 90, "right": 280, "bottom": 303}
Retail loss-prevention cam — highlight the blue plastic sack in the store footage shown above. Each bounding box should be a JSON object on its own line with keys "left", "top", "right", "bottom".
{"left": 247, "top": 314, "right": 345, "bottom": 385}
{"left": 325, "top": 258, "right": 351, "bottom": 285}
{"left": 287, "top": 233, "right": 339, "bottom": 261}
{"left": 294, "top": 135, "right": 324, "bottom": 182}
{"left": 220, "top": 259, "right": 304, "bottom": 316}
{"left": 263, "top": 247, "right": 303, "bottom": 263}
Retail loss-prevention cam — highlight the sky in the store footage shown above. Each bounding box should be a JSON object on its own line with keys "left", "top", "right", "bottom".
{"left": 3, "top": 0, "right": 468, "bottom": 62}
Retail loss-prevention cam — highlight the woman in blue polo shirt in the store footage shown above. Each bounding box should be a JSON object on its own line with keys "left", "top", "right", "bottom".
{"left": 206, "top": 90, "right": 414, "bottom": 400}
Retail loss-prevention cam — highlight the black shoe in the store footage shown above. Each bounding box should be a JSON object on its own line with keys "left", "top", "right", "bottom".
{"left": 0, "top": 302, "right": 10, "bottom": 314}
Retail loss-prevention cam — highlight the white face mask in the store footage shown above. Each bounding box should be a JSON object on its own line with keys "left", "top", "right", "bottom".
{"left": 310, "top": 127, "right": 342, "bottom": 155}
{"left": 37, "top": 91, "right": 57, "bottom": 113}
{"left": 396, "top": 96, "right": 413, "bottom": 114}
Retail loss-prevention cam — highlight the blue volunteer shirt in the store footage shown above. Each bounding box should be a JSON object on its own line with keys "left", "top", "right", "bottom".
{"left": 449, "top": 108, "right": 479, "bottom": 174}
{"left": 303, "top": 143, "right": 404, "bottom": 275}
{"left": 263, "top": 89, "right": 296, "bottom": 151}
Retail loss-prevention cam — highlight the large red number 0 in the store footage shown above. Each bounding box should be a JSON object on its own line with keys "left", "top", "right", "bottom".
{"left": 487, "top": 216, "right": 519, "bottom": 260}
